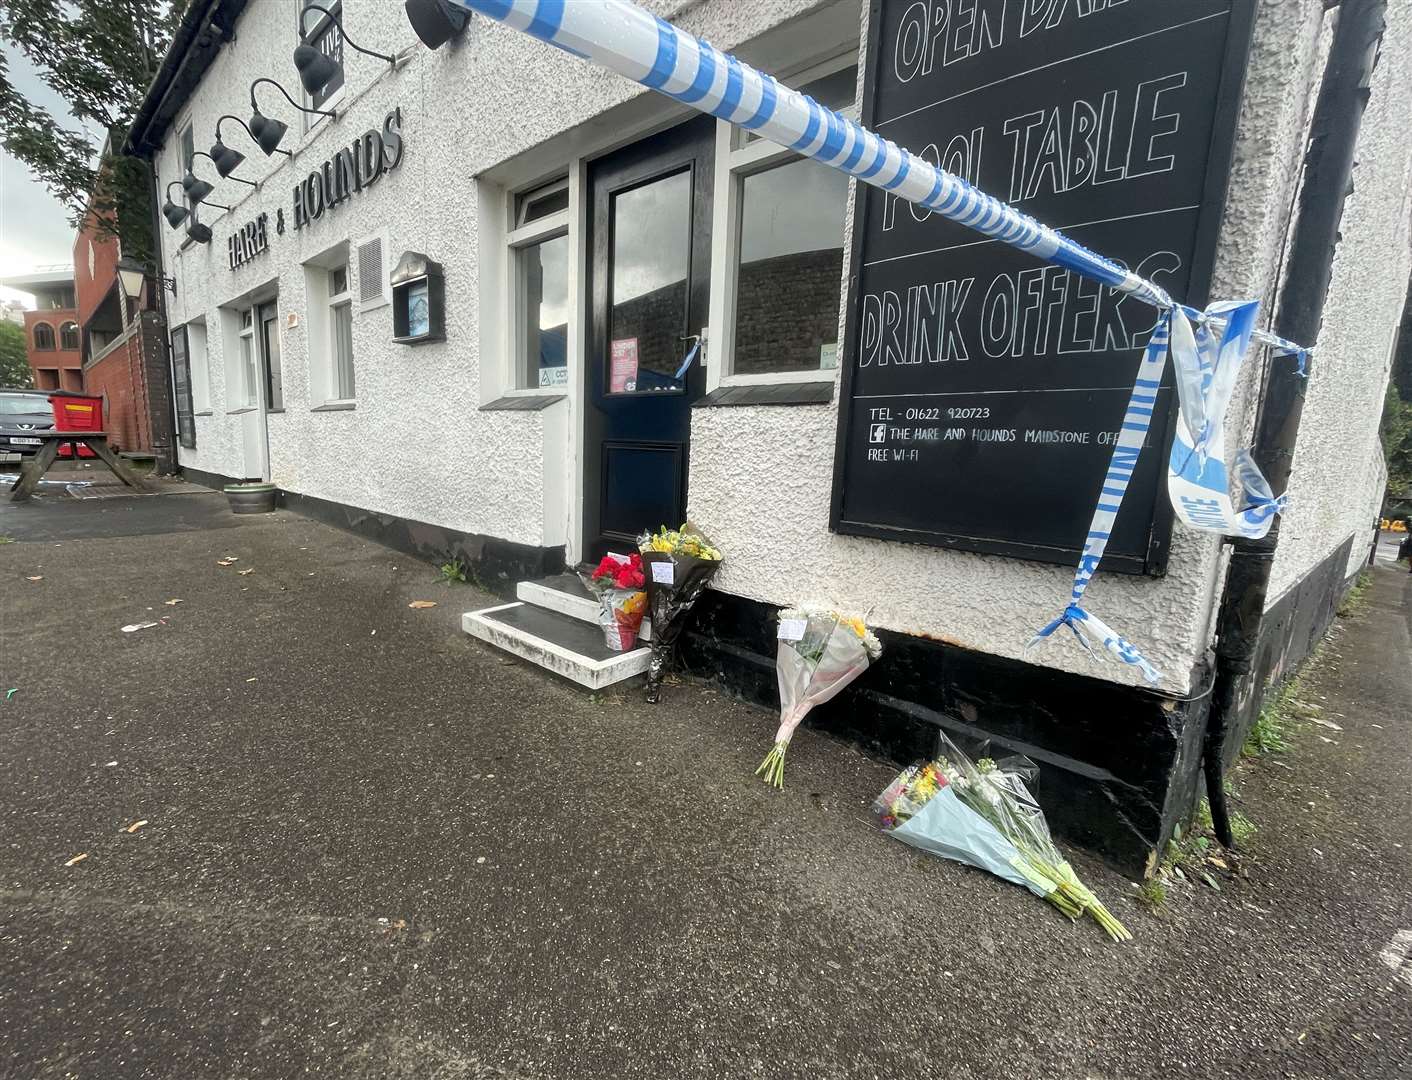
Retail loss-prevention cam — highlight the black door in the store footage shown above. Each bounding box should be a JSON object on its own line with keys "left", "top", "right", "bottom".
{"left": 584, "top": 116, "right": 714, "bottom": 559}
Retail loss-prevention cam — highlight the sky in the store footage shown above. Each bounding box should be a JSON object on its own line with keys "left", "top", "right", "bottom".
{"left": 0, "top": 42, "right": 94, "bottom": 306}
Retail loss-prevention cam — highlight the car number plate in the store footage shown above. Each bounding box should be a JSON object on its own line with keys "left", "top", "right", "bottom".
{"left": 11, "top": 437, "right": 41, "bottom": 446}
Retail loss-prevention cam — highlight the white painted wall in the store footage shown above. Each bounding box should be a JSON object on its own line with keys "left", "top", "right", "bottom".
{"left": 1267, "top": 6, "right": 1412, "bottom": 600}
{"left": 154, "top": 0, "right": 1408, "bottom": 696}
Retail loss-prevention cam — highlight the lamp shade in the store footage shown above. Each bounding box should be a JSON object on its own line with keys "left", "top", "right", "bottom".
{"left": 249, "top": 110, "right": 289, "bottom": 156}
{"left": 182, "top": 171, "right": 215, "bottom": 205}
{"left": 404, "top": 0, "right": 467, "bottom": 49}
{"left": 210, "top": 137, "right": 246, "bottom": 178}
{"left": 294, "top": 42, "right": 341, "bottom": 97}
{"left": 114, "top": 257, "right": 147, "bottom": 302}
{"left": 186, "top": 221, "right": 213, "bottom": 245}
{"left": 162, "top": 199, "right": 189, "bottom": 228}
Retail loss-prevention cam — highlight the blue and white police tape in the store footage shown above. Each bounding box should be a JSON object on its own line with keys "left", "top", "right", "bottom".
{"left": 1030, "top": 299, "right": 1290, "bottom": 684}
{"left": 452, "top": 0, "right": 1178, "bottom": 317}
{"left": 1167, "top": 301, "right": 1287, "bottom": 539}
{"left": 1026, "top": 315, "right": 1172, "bottom": 684}
{"left": 451, "top": 1, "right": 1308, "bottom": 355}
{"left": 1029, "top": 604, "right": 1160, "bottom": 686}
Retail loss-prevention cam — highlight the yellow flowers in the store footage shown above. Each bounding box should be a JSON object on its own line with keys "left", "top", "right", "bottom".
{"left": 642, "top": 524, "right": 722, "bottom": 561}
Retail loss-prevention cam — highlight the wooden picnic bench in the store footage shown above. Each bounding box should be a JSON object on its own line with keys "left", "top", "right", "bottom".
{"left": 8, "top": 431, "right": 149, "bottom": 501}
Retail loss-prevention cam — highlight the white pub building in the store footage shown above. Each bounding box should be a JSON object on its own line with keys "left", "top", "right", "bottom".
{"left": 125, "top": 0, "right": 1412, "bottom": 871}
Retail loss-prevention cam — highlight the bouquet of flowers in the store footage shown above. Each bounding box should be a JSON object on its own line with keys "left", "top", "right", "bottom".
{"left": 579, "top": 551, "right": 648, "bottom": 651}
{"left": 755, "top": 608, "right": 880, "bottom": 788}
{"left": 637, "top": 522, "right": 723, "bottom": 703}
{"left": 874, "top": 734, "right": 1131, "bottom": 941}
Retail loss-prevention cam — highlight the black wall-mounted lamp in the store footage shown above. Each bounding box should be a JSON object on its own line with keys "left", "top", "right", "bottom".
{"left": 211, "top": 114, "right": 292, "bottom": 178}
{"left": 248, "top": 77, "right": 334, "bottom": 156}
{"left": 162, "top": 181, "right": 190, "bottom": 228}
{"left": 184, "top": 151, "right": 256, "bottom": 199}
{"left": 404, "top": 0, "right": 468, "bottom": 49}
{"left": 116, "top": 255, "right": 177, "bottom": 300}
{"left": 294, "top": 3, "right": 396, "bottom": 98}
{"left": 186, "top": 220, "right": 214, "bottom": 245}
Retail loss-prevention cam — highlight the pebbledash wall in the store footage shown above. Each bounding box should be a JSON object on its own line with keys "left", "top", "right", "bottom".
{"left": 134, "top": 0, "right": 1412, "bottom": 871}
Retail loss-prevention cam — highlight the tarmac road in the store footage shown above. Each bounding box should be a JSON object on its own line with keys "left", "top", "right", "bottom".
{"left": 0, "top": 491, "right": 1408, "bottom": 1079}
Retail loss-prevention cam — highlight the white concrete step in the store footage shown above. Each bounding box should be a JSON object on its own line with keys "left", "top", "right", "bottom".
{"left": 462, "top": 601, "right": 651, "bottom": 690}
{"left": 516, "top": 572, "right": 652, "bottom": 640}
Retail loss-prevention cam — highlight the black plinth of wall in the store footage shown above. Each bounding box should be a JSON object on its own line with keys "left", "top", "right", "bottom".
{"left": 275, "top": 490, "right": 564, "bottom": 595}
{"left": 179, "top": 468, "right": 564, "bottom": 597}
{"left": 1222, "top": 535, "right": 1357, "bottom": 769}
{"left": 679, "top": 590, "right": 1212, "bottom": 875}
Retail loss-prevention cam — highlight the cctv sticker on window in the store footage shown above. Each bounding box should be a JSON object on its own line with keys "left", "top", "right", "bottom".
{"left": 778, "top": 618, "right": 806, "bottom": 642}
{"left": 650, "top": 561, "right": 675, "bottom": 585}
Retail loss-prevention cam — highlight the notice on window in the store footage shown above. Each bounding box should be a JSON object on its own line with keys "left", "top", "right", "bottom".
{"left": 609, "top": 338, "right": 639, "bottom": 394}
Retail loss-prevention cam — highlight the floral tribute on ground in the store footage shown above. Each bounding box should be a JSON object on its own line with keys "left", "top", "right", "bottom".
{"left": 579, "top": 552, "right": 648, "bottom": 652}
{"left": 874, "top": 733, "right": 1131, "bottom": 942}
{"left": 756, "top": 609, "right": 881, "bottom": 789}
{"left": 637, "top": 523, "right": 722, "bottom": 703}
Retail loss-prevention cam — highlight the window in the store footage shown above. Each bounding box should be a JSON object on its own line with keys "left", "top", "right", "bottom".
{"left": 329, "top": 264, "right": 355, "bottom": 399}
{"left": 171, "top": 325, "right": 196, "bottom": 449}
{"left": 185, "top": 320, "right": 212, "bottom": 413}
{"left": 301, "top": 0, "right": 344, "bottom": 114}
{"left": 303, "top": 247, "right": 355, "bottom": 407}
{"left": 59, "top": 322, "right": 79, "bottom": 350}
{"left": 35, "top": 368, "right": 60, "bottom": 390}
{"left": 509, "top": 178, "right": 570, "bottom": 389}
{"left": 32, "top": 322, "right": 55, "bottom": 351}
{"left": 238, "top": 309, "right": 259, "bottom": 408}
{"left": 709, "top": 57, "right": 857, "bottom": 382}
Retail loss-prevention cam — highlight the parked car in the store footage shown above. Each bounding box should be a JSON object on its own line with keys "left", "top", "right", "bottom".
{"left": 0, "top": 389, "right": 55, "bottom": 458}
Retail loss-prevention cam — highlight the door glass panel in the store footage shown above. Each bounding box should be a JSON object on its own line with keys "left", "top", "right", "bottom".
{"left": 608, "top": 169, "right": 691, "bottom": 394}
{"left": 260, "top": 305, "right": 283, "bottom": 410}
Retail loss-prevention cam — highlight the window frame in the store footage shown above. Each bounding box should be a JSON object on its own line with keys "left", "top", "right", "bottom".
{"left": 59, "top": 321, "right": 79, "bottom": 351}
{"left": 328, "top": 261, "right": 355, "bottom": 402}
{"left": 32, "top": 322, "right": 55, "bottom": 351}
{"left": 237, "top": 308, "right": 259, "bottom": 409}
{"left": 505, "top": 177, "right": 571, "bottom": 393}
{"left": 185, "top": 319, "right": 212, "bottom": 414}
{"left": 705, "top": 51, "right": 859, "bottom": 390}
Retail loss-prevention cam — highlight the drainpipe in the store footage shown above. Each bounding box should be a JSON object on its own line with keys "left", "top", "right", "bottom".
{"left": 1204, "top": 0, "right": 1386, "bottom": 846}
{"left": 140, "top": 155, "right": 178, "bottom": 475}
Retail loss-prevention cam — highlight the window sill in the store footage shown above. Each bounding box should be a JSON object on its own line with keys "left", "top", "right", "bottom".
{"left": 193, "top": 410, "right": 213, "bottom": 417}
{"left": 480, "top": 394, "right": 566, "bottom": 412}
{"left": 311, "top": 401, "right": 356, "bottom": 412}
{"left": 694, "top": 383, "right": 833, "bottom": 408}
{"left": 267, "top": 408, "right": 285, "bottom": 415}
{"left": 227, "top": 406, "right": 258, "bottom": 415}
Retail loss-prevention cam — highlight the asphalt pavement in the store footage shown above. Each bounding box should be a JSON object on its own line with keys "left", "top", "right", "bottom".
{"left": 0, "top": 491, "right": 1408, "bottom": 1079}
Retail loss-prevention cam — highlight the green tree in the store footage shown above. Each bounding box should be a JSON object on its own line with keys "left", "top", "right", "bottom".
{"left": 0, "top": 321, "right": 33, "bottom": 387}
{"left": 1382, "top": 383, "right": 1412, "bottom": 503}
{"left": 0, "top": 0, "right": 190, "bottom": 259}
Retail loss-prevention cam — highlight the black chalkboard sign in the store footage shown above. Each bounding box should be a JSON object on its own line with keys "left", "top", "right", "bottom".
{"left": 831, "top": 0, "right": 1256, "bottom": 573}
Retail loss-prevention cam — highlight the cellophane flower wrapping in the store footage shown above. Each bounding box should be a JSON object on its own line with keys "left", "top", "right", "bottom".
{"left": 755, "top": 609, "right": 880, "bottom": 787}
{"left": 873, "top": 734, "right": 1131, "bottom": 942}
{"left": 579, "top": 552, "right": 648, "bottom": 652}
{"left": 637, "top": 523, "right": 723, "bottom": 702}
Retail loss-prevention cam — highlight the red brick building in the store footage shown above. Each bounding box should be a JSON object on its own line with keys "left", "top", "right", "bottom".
{"left": 0, "top": 269, "right": 81, "bottom": 391}
{"left": 71, "top": 210, "right": 170, "bottom": 456}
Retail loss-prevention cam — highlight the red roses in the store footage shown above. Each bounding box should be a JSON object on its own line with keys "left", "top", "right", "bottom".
{"left": 590, "top": 551, "right": 644, "bottom": 591}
